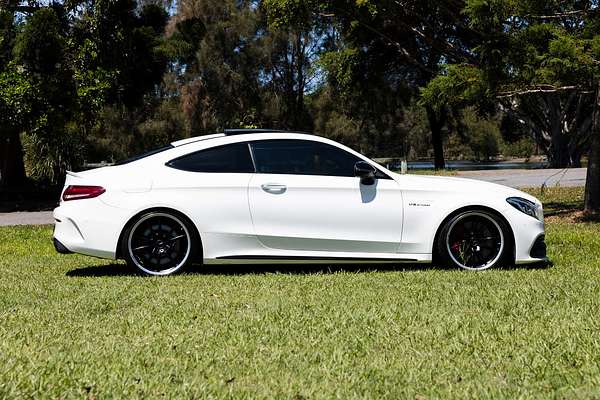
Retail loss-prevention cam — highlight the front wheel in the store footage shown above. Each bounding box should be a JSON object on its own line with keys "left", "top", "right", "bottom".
{"left": 436, "top": 210, "right": 510, "bottom": 271}
{"left": 121, "top": 211, "right": 197, "bottom": 276}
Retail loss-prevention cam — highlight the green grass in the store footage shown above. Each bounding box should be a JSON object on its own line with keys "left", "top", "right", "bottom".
{"left": 1, "top": 189, "right": 600, "bottom": 398}
{"left": 524, "top": 186, "right": 584, "bottom": 218}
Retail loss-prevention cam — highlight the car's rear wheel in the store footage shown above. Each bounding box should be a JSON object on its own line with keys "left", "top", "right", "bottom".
{"left": 122, "top": 211, "right": 197, "bottom": 276}
{"left": 437, "top": 210, "right": 509, "bottom": 271}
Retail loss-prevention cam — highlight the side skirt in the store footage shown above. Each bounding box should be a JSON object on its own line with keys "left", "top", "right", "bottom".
{"left": 208, "top": 255, "right": 421, "bottom": 265}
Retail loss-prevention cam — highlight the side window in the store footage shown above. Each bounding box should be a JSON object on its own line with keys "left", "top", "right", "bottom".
{"left": 166, "top": 142, "right": 254, "bottom": 173}
{"left": 250, "top": 140, "right": 362, "bottom": 177}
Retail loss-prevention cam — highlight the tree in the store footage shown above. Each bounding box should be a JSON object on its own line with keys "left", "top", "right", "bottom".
{"left": 164, "top": 0, "right": 330, "bottom": 135}
{"left": 0, "top": 0, "right": 169, "bottom": 185}
{"left": 263, "top": 0, "right": 479, "bottom": 168}
{"left": 13, "top": 7, "right": 82, "bottom": 183}
{"left": 164, "top": 0, "right": 264, "bottom": 133}
{"left": 421, "top": 1, "right": 600, "bottom": 212}
{"left": 73, "top": 0, "right": 168, "bottom": 110}
{"left": 500, "top": 92, "right": 592, "bottom": 167}
{"left": 73, "top": 0, "right": 170, "bottom": 163}
{"left": 0, "top": 10, "right": 27, "bottom": 187}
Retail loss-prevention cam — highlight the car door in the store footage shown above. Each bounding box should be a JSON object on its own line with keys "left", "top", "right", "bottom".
{"left": 247, "top": 139, "right": 403, "bottom": 254}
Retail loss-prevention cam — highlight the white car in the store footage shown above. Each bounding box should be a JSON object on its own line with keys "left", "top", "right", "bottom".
{"left": 53, "top": 129, "right": 547, "bottom": 275}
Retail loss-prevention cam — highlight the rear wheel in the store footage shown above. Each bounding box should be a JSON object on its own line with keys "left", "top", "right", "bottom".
{"left": 437, "top": 210, "right": 509, "bottom": 271}
{"left": 122, "top": 211, "right": 197, "bottom": 276}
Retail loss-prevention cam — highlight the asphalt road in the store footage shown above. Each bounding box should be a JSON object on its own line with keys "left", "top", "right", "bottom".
{"left": 0, "top": 168, "right": 587, "bottom": 226}
{"left": 0, "top": 211, "right": 55, "bottom": 226}
{"left": 456, "top": 167, "right": 586, "bottom": 188}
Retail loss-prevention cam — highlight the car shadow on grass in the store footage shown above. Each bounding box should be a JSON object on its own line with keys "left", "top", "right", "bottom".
{"left": 66, "top": 260, "right": 553, "bottom": 277}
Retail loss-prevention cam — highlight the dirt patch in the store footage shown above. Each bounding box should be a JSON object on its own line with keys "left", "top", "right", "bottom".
{"left": 545, "top": 210, "right": 600, "bottom": 224}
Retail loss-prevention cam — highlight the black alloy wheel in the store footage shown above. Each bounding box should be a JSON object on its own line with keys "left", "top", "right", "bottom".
{"left": 123, "top": 212, "right": 196, "bottom": 275}
{"left": 438, "top": 210, "right": 509, "bottom": 271}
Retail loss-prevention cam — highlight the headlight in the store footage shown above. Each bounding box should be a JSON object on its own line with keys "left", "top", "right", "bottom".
{"left": 507, "top": 197, "right": 543, "bottom": 221}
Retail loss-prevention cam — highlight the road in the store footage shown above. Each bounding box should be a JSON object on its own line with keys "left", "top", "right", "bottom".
{"left": 0, "top": 211, "right": 54, "bottom": 226}
{"left": 456, "top": 167, "right": 586, "bottom": 188}
{"left": 0, "top": 168, "right": 587, "bottom": 226}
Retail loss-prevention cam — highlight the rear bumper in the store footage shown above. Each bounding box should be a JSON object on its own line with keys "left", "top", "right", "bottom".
{"left": 53, "top": 237, "right": 72, "bottom": 254}
{"left": 52, "top": 198, "right": 131, "bottom": 259}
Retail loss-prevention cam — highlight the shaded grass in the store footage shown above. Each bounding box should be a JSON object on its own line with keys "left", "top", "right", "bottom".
{"left": 523, "top": 186, "right": 584, "bottom": 217}
{"left": 1, "top": 190, "right": 600, "bottom": 398}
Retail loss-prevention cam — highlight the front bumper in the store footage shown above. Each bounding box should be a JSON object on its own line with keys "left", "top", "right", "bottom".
{"left": 529, "top": 235, "right": 547, "bottom": 259}
{"left": 506, "top": 205, "right": 547, "bottom": 265}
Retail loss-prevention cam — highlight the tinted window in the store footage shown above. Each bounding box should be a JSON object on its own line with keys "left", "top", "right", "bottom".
{"left": 115, "top": 145, "right": 174, "bottom": 165}
{"left": 166, "top": 142, "right": 254, "bottom": 173}
{"left": 250, "top": 140, "right": 362, "bottom": 177}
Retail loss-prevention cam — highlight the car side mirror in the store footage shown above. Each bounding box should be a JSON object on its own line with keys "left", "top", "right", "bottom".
{"left": 354, "top": 161, "right": 376, "bottom": 185}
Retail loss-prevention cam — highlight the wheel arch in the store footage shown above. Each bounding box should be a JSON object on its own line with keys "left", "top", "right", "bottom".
{"left": 115, "top": 206, "right": 203, "bottom": 262}
{"left": 431, "top": 205, "right": 515, "bottom": 265}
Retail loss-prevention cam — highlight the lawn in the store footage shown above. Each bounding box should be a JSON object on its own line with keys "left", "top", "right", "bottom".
{"left": 1, "top": 187, "right": 599, "bottom": 399}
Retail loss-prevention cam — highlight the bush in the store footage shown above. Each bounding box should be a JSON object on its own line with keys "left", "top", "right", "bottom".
{"left": 21, "top": 122, "right": 85, "bottom": 184}
{"left": 502, "top": 137, "right": 536, "bottom": 159}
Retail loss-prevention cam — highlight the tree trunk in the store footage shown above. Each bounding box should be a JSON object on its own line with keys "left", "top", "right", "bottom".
{"left": 549, "top": 135, "right": 571, "bottom": 168}
{"left": 0, "top": 132, "right": 26, "bottom": 188}
{"left": 571, "top": 152, "right": 582, "bottom": 168}
{"left": 584, "top": 84, "right": 600, "bottom": 213}
{"left": 546, "top": 94, "right": 570, "bottom": 168}
{"left": 426, "top": 106, "right": 445, "bottom": 169}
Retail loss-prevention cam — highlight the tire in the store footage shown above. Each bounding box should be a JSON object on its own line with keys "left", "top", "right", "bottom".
{"left": 121, "top": 211, "right": 198, "bottom": 276}
{"left": 436, "top": 209, "right": 510, "bottom": 271}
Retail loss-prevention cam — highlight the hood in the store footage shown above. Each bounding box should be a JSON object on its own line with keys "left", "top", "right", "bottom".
{"left": 391, "top": 172, "right": 541, "bottom": 204}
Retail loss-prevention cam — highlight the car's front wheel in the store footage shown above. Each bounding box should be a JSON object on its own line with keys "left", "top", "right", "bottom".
{"left": 437, "top": 210, "right": 510, "bottom": 271}
{"left": 122, "top": 211, "right": 197, "bottom": 276}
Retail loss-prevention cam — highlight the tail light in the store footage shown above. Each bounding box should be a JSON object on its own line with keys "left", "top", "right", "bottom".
{"left": 62, "top": 185, "right": 106, "bottom": 201}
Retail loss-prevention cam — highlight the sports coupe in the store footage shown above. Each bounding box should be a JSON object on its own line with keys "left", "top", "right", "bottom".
{"left": 53, "top": 129, "right": 547, "bottom": 275}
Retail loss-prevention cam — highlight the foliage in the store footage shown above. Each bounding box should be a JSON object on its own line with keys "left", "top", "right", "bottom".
{"left": 420, "top": 65, "right": 488, "bottom": 112}
{"left": 0, "top": 1, "right": 169, "bottom": 185}
{"left": 12, "top": 7, "right": 79, "bottom": 182}
{"left": 14, "top": 8, "right": 66, "bottom": 75}
{"left": 501, "top": 137, "right": 536, "bottom": 159}
{"left": 421, "top": 1, "right": 600, "bottom": 168}
{"left": 461, "top": 109, "right": 502, "bottom": 160}
{"left": 2, "top": 0, "right": 597, "bottom": 187}
{"left": 264, "top": 0, "right": 483, "bottom": 168}
{"left": 0, "top": 67, "right": 34, "bottom": 130}
{"left": 73, "top": 1, "right": 168, "bottom": 109}
{"left": 21, "top": 123, "right": 85, "bottom": 183}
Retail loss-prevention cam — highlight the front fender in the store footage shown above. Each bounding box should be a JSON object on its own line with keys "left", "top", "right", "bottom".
{"left": 398, "top": 191, "right": 513, "bottom": 255}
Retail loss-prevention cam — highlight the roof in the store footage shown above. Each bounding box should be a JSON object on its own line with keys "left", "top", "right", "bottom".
{"left": 171, "top": 133, "right": 225, "bottom": 147}
{"left": 171, "top": 128, "right": 312, "bottom": 147}
{"left": 224, "top": 128, "right": 290, "bottom": 135}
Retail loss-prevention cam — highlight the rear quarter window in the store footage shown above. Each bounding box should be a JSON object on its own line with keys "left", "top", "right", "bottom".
{"left": 166, "top": 142, "right": 255, "bottom": 173}
{"left": 115, "top": 145, "right": 174, "bottom": 165}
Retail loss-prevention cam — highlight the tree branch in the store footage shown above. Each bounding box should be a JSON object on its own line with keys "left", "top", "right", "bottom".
{"left": 497, "top": 85, "right": 592, "bottom": 98}
{"left": 321, "top": 7, "right": 437, "bottom": 75}
{"left": 0, "top": 0, "right": 42, "bottom": 13}
{"left": 524, "top": 10, "right": 588, "bottom": 19}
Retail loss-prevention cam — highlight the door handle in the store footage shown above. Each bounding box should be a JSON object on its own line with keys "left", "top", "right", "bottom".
{"left": 261, "top": 183, "right": 287, "bottom": 194}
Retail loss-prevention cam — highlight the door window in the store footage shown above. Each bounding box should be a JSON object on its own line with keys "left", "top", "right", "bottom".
{"left": 250, "top": 139, "right": 362, "bottom": 177}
